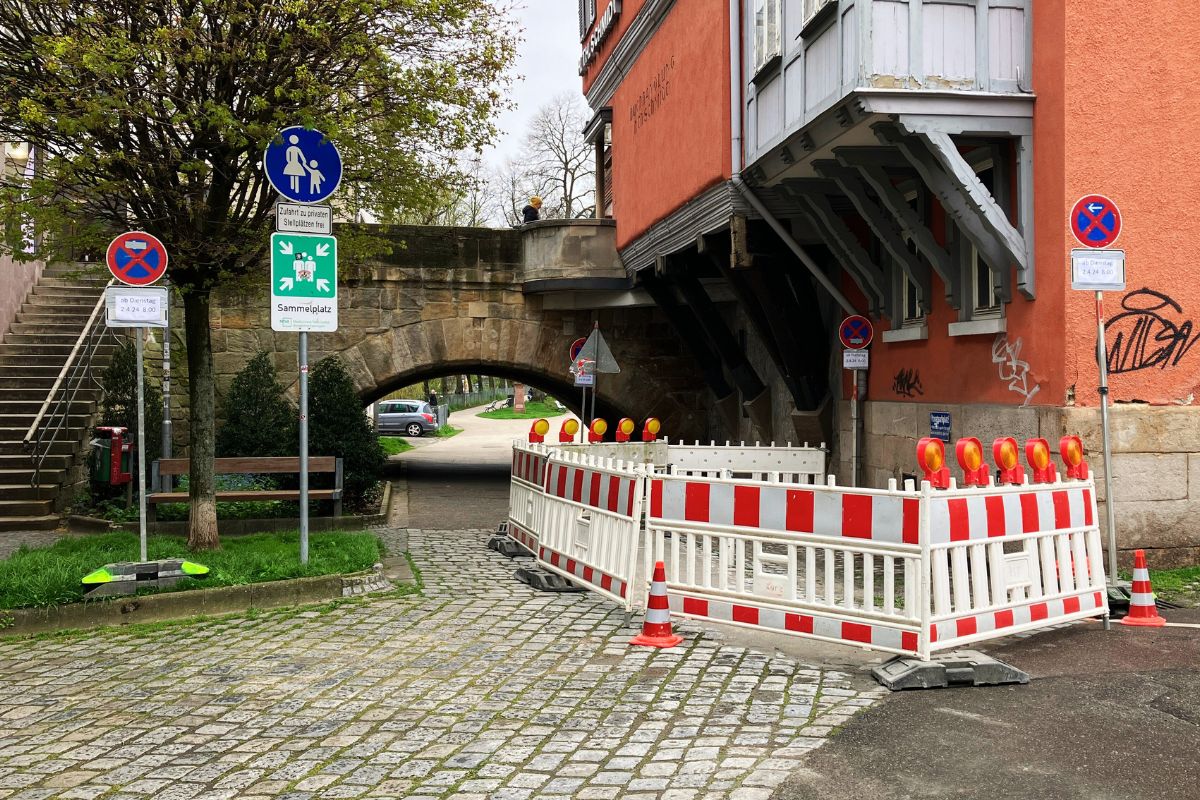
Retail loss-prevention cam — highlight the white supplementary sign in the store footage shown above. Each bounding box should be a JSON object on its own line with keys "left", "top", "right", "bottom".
{"left": 276, "top": 202, "right": 333, "bottom": 235}
{"left": 842, "top": 350, "right": 869, "bottom": 370}
{"left": 1071, "top": 248, "right": 1126, "bottom": 291}
{"left": 105, "top": 287, "right": 169, "bottom": 328}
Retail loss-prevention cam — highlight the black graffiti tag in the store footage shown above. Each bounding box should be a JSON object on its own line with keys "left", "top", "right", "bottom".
{"left": 891, "top": 368, "right": 924, "bottom": 398}
{"left": 1106, "top": 288, "right": 1200, "bottom": 374}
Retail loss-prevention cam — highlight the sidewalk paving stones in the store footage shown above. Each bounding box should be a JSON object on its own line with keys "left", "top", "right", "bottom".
{"left": 0, "top": 528, "right": 886, "bottom": 798}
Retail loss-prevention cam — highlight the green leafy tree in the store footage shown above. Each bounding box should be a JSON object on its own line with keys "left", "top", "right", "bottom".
{"left": 217, "top": 352, "right": 296, "bottom": 458}
{"left": 309, "top": 356, "right": 385, "bottom": 511}
{"left": 0, "top": 1, "right": 515, "bottom": 549}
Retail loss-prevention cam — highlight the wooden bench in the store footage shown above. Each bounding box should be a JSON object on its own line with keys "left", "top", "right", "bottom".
{"left": 148, "top": 457, "right": 343, "bottom": 520}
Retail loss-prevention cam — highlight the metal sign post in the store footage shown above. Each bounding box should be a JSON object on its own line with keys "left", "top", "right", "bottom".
{"left": 1069, "top": 208, "right": 1125, "bottom": 588}
{"left": 135, "top": 327, "right": 148, "bottom": 561}
{"left": 299, "top": 334, "right": 309, "bottom": 564}
{"left": 265, "top": 127, "right": 342, "bottom": 567}
{"left": 840, "top": 316, "right": 873, "bottom": 488}
{"left": 161, "top": 281, "right": 172, "bottom": 492}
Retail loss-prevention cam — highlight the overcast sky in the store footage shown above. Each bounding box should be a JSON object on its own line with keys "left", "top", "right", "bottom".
{"left": 483, "top": 0, "right": 584, "bottom": 167}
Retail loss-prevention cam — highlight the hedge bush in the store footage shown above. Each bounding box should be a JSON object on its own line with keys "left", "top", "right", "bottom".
{"left": 217, "top": 352, "right": 296, "bottom": 458}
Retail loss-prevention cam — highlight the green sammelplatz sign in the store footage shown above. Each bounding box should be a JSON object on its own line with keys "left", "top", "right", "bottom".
{"left": 270, "top": 232, "right": 337, "bottom": 298}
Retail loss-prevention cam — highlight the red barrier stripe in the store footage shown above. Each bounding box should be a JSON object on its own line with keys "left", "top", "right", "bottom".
{"left": 589, "top": 473, "right": 601, "bottom": 507}
{"left": 842, "top": 622, "right": 871, "bottom": 644}
{"left": 733, "top": 485, "right": 760, "bottom": 527}
{"left": 947, "top": 498, "right": 970, "bottom": 541}
{"left": 732, "top": 605, "right": 758, "bottom": 624}
{"left": 626, "top": 479, "right": 635, "bottom": 517}
{"left": 994, "top": 609, "right": 1014, "bottom": 629}
{"left": 572, "top": 469, "right": 584, "bottom": 503}
{"left": 583, "top": 566, "right": 594, "bottom": 583}
{"left": 1030, "top": 602, "right": 1049, "bottom": 621}
{"left": 1063, "top": 596, "right": 1081, "bottom": 614}
{"left": 683, "top": 597, "right": 708, "bottom": 616}
{"left": 786, "top": 489, "right": 814, "bottom": 533}
{"left": 1020, "top": 493, "right": 1040, "bottom": 532}
{"left": 785, "top": 613, "right": 813, "bottom": 634}
{"left": 985, "top": 495, "right": 1006, "bottom": 537}
{"left": 842, "top": 494, "right": 873, "bottom": 539}
{"left": 608, "top": 475, "right": 621, "bottom": 512}
{"left": 901, "top": 631, "right": 918, "bottom": 652}
{"left": 1083, "top": 488, "right": 1094, "bottom": 526}
{"left": 566, "top": 558, "right": 577, "bottom": 574}
{"left": 600, "top": 574, "right": 613, "bottom": 592}
{"left": 650, "top": 479, "right": 663, "bottom": 518}
{"left": 556, "top": 466, "right": 567, "bottom": 498}
{"left": 902, "top": 498, "right": 920, "bottom": 544}
{"left": 1052, "top": 491, "right": 1071, "bottom": 529}
{"left": 956, "top": 617, "right": 977, "bottom": 637}
{"left": 685, "top": 481, "right": 711, "bottom": 522}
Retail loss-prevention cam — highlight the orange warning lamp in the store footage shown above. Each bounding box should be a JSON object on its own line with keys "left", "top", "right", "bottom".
{"left": 528, "top": 418, "right": 549, "bottom": 444}
{"left": 955, "top": 437, "right": 989, "bottom": 487}
{"left": 1059, "top": 435, "right": 1089, "bottom": 480}
{"left": 588, "top": 418, "right": 608, "bottom": 443}
{"left": 916, "top": 437, "right": 951, "bottom": 489}
{"left": 615, "top": 417, "right": 636, "bottom": 443}
{"left": 1025, "top": 437, "right": 1055, "bottom": 483}
{"left": 642, "top": 417, "right": 661, "bottom": 442}
{"left": 993, "top": 437, "right": 1025, "bottom": 485}
{"left": 559, "top": 418, "right": 580, "bottom": 443}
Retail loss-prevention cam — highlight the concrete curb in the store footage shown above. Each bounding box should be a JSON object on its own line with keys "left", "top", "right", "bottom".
{"left": 0, "top": 564, "right": 400, "bottom": 638}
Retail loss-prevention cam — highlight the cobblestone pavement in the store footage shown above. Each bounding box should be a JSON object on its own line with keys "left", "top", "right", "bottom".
{"left": 0, "top": 528, "right": 886, "bottom": 800}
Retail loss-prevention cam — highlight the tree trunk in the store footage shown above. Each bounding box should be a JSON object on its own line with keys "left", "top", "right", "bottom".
{"left": 422, "top": 380, "right": 430, "bottom": 400}
{"left": 183, "top": 289, "right": 219, "bottom": 551}
{"left": 440, "top": 376, "right": 450, "bottom": 396}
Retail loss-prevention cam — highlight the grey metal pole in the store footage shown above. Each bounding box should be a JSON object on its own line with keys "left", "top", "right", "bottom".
{"left": 136, "top": 327, "right": 148, "bottom": 561}
{"left": 580, "top": 383, "right": 587, "bottom": 443}
{"left": 299, "top": 332, "right": 309, "bottom": 565}
{"left": 1097, "top": 291, "right": 1117, "bottom": 586}
{"left": 850, "top": 368, "right": 859, "bottom": 487}
{"left": 161, "top": 283, "right": 172, "bottom": 492}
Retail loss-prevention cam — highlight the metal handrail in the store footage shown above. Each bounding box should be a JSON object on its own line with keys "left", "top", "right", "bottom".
{"left": 22, "top": 279, "right": 117, "bottom": 487}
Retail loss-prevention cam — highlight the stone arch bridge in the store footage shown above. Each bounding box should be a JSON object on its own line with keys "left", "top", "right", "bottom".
{"left": 204, "top": 221, "right": 709, "bottom": 437}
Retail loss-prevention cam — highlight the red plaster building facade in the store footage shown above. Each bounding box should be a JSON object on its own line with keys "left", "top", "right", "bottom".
{"left": 578, "top": 0, "right": 1200, "bottom": 563}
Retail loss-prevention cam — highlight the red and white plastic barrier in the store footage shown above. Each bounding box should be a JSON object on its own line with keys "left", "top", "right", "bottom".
{"left": 536, "top": 449, "right": 646, "bottom": 610}
{"left": 507, "top": 441, "right": 551, "bottom": 556}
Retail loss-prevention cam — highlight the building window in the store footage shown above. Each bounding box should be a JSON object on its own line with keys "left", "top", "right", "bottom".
{"left": 753, "top": 0, "right": 781, "bottom": 75}
{"left": 903, "top": 275, "right": 924, "bottom": 323}
{"left": 579, "top": 0, "right": 596, "bottom": 40}
{"left": 802, "top": 0, "right": 836, "bottom": 27}
{"left": 970, "top": 244, "right": 1001, "bottom": 316}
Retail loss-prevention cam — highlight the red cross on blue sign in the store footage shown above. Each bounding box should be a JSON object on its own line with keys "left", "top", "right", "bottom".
{"left": 839, "top": 315, "right": 873, "bottom": 350}
{"left": 106, "top": 231, "right": 168, "bottom": 286}
{"left": 1071, "top": 194, "right": 1122, "bottom": 248}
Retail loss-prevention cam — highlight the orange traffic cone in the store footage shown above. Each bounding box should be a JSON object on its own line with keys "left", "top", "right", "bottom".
{"left": 1121, "top": 549, "right": 1166, "bottom": 627}
{"left": 631, "top": 561, "right": 684, "bottom": 648}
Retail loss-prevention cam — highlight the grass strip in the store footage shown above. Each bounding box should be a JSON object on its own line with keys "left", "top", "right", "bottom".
{"left": 0, "top": 530, "right": 380, "bottom": 610}
{"left": 477, "top": 399, "right": 566, "bottom": 420}
{"left": 379, "top": 436, "right": 415, "bottom": 455}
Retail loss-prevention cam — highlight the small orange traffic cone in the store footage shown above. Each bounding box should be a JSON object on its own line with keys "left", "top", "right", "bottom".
{"left": 1121, "top": 549, "right": 1166, "bottom": 627}
{"left": 631, "top": 561, "right": 684, "bottom": 648}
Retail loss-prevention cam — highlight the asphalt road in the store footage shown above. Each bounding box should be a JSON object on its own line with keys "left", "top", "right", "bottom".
{"left": 770, "top": 609, "right": 1200, "bottom": 800}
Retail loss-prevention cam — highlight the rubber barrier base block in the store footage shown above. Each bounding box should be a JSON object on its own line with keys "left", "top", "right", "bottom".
{"left": 487, "top": 536, "right": 532, "bottom": 559}
{"left": 872, "top": 649, "right": 1029, "bottom": 691}
{"left": 514, "top": 566, "right": 585, "bottom": 593}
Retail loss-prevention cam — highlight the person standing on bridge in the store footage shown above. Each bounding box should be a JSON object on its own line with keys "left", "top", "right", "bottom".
{"left": 522, "top": 196, "right": 542, "bottom": 223}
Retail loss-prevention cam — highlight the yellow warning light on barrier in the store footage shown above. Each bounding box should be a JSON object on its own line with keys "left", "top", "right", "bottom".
{"left": 955, "top": 437, "right": 989, "bottom": 486}
{"left": 588, "top": 418, "right": 608, "bottom": 443}
{"left": 916, "top": 437, "right": 950, "bottom": 489}
{"left": 993, "top": 437, "right": 1025, "bottom": 485}
{"left": 528, "top": 418, "right": 550, "bottom": 443}
{"left": 615, "top": 417, "right": 636, "bottom": 442}
{"left": 1025, "top": 437, "right": 1054, "bottom": 483}
{"left": 559, "top": 418, "right": 580, "bottom": 443}
{"left": 1059, "top": 435, "right": 1089, "bottom": 480}
{"left": 642, "top": 417, "right": 661, "bottom": 442}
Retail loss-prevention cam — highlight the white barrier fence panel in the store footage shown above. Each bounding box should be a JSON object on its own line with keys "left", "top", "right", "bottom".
{"left": 646, "top": 473, "right": 924, "bottom": 656}
{"left": 537, "top": 450, "right": 646, "bottom": 611}
{"left": 507, "top": 441, "right": 551, "bottom": 556}
{"left": 661, "top": 442, "right": 826, "bottom": 483}
{"left": 924, "top": 478, "right": 1108, "bottom": 653}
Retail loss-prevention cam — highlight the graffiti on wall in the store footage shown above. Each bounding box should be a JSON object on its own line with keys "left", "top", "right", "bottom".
{"left": 1105, "top": 288, "right": 1200, "bottom": 374}
{"left": 992, "top": 334, "right": 1041, "bottom": 407}
{"left": 891, "top": 368, "right": 924, "bottom": 398}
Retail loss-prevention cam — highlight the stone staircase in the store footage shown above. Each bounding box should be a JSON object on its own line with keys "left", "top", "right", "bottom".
{"left": 0, "top": 263, "right": 116, "bottom": 532}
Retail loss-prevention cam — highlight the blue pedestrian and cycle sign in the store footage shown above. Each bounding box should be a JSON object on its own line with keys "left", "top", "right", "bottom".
{"left": 1070, "top": 194, "right": 1121, "bottom": 248}
{"left": 930, "top": 411, "right": 951, "bottom": 443}
{"left": 263, "top": 126, "right": 343, "bottom": 204}
{"left": 839, "top": 315, "right": 873, "bottom": 349}
{"left": 106, "top": 231, "right": 168, "bottom": 287}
